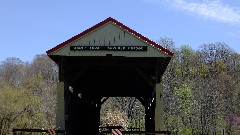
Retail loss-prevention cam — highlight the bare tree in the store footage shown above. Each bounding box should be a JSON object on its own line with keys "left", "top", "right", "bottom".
{"left": 0, "top": 57, "right": 25, "bottom": 88}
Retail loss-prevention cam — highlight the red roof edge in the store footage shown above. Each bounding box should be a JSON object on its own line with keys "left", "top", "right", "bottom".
{"left": 46, "top": 17, "right": 174, "bottom": 56}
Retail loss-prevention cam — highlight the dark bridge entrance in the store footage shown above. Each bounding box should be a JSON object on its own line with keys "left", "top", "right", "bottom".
{"left": 47, "top": 17, "right": 173, "bottom": 135}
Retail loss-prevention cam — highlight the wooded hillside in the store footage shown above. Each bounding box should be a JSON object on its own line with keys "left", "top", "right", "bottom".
{"left": 0, "top": 39, "right": 239, "bottom": 134}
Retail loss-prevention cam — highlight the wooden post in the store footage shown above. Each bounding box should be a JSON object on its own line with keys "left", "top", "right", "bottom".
{"left": 155, "top": 82, "right": 165, "bottom": 131}
{"left": 56, "top": 82, "right": 65, "bottom": 130}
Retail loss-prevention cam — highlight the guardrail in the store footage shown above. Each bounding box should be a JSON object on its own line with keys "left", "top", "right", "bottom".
{"left": 13, "top": 128, "right": 171, "bottom": 135}
{"left": 101, "top": 131, "right": 171, "bottom": 135}
{"left": 12, "top": 129, "right": 66, "bottom": 135}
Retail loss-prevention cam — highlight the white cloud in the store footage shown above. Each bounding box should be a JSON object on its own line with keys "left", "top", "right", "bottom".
{"left": 148, "top": 0, "right": 240, "bottom": 24}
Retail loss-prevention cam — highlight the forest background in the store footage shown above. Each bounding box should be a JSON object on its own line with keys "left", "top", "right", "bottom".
{"left": 0, "top": 38, "right": 240, "bottom": 135}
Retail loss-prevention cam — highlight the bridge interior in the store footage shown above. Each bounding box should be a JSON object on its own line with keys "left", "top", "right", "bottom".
{"left": 49, "top": 56, "right": 170, "bottom": 134}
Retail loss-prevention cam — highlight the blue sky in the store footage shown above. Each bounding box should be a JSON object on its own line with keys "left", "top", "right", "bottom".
{"left": 0, "top": 0, "right": 240, "bottom": 62}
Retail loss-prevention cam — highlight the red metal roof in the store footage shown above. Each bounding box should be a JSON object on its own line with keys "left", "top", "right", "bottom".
{"left": 46, "top": 17, "right": 174, "bottom": 56}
